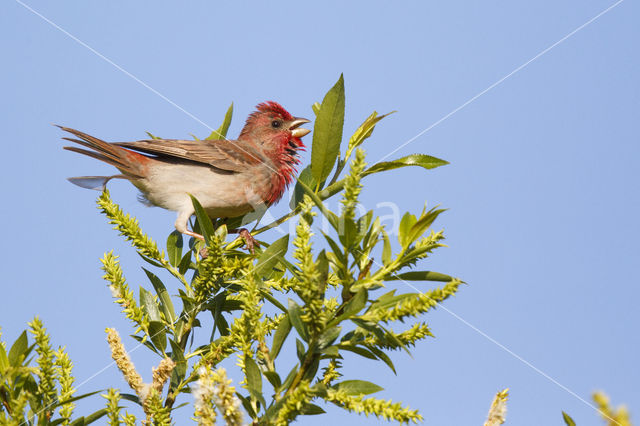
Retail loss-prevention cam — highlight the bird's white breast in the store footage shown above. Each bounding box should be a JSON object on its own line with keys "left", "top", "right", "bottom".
{"left": 133, "top": 160, "right": 274, "bottom": 219}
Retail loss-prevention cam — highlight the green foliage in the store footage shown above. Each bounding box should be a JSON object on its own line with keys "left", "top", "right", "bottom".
{"left": 0, "top": 321, "right": 102, "bottom": 425}
{"left": 79, "top": 75, "right": 459, "bottom": 424}
{"left": 206, "top": 103, "right": 234, "bottom": 140}
{"left": 2, "top": 75, "right": 476, "bottom": 424}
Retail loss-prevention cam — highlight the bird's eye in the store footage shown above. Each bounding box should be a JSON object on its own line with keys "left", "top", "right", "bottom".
{"left": 271, "top": 120, "right": 282, "bottom": 128}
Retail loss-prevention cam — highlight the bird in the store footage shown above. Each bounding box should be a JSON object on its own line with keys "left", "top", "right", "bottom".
{"left": 58, "top": 101, "right": 311, "bottom": 252}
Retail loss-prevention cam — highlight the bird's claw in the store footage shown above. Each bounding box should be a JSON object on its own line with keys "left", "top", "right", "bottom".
{"left": 238, "top": 228, "right": 258, "bottom": 254}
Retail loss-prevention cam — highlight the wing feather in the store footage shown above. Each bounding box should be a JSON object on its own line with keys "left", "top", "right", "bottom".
{"left": 114, "top": 139, "right": 264, "bottom": 172}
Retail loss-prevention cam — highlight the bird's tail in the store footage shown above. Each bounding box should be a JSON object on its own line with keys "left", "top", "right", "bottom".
{"left": 58, "top": 125, "right": 148, "bottom": 179}
{"left": 67, "top": 175, "right": 128, "bottom": 191}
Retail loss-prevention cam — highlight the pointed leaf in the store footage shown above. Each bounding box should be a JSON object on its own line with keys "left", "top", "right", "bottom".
{"left": 301, "top": 403, "right": 326, "bottom": 415}
{"left": 143, "top": 268, "right": 176, "bottom": 324}
{"left": 264, "top": 371, "right": 282, "bottom": 390}
{"left": 381, "top": 229, "right": 392, "bottom": 265}
{"left": 364, "top": 154, "right": 449, "bottom": 176}
{"left": 290, "top": 165, "right": 317, "bottom": 209}
{"left": 166, "top": 230, "right": 183, "bottom": 267}
{"left": 178, "top": 251, "right": 193, "bottom": 275}
{"left": 270, "top": 316, "right": 292, "bottom": 360}
{"left": 296, "top": 338, "right": 306, "bottom": 362}
{"left": 189, "top": 195, "right": 214, "bottom": 242}
{"left": 312, "top": 74, "right": 345, "bottom": 184}
{"left": 334, "top": 380, "right": 383, "bottom": 396}
{"left": 317, "top": 327, "right": 341, "bottom": 350}
{"left": 0, "top": 341, "right": 9, "bottom": 370}
{"left": 288, "top": 299, "right": 309, "bottom": 342}
{"left": 255, "top": 235, "right": 289, "bottom": 276}
{"left": 398, "top": 212, "right": 417, "bottom": 247}
{"left": 206, "top": 103, "right": 233, "bottom": 140}
{"left": 148, "top": 321, "right": 167, "bottom": 353}
{"left": 8, "top": 330, "right": 28, "bottom": 365}
{"left": 562, "top": 411, "right": 576, "bottom": 426}
{"left": 408, "top": 207, "right": 446, "bottom": 243}
{"left": 385, "top": 271, "right": 454, "bottom": 282}
{"left": 140, "top": 287, "right": 162, "bottom": 322}
{"left": 367, "top": 345, "right": 397, "bottom": 374}
{"left": 298, "top": 180, "right": 339, "bottom": 231}
{"left": 348, "top": 111, "right": 395, "bottom": 151}
{"left": 337, "top": 344, "right": 377, "bottom": 360}
{"left": 244, "top": 355, "right": 263, "bottom": 397}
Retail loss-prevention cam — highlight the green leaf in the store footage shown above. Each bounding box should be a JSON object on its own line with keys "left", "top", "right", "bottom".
{"left": 244, "top": 355, "right": 263, "bottom": 400}
{"left": 408, "top": 207, "right": 446, "bottom": 243}
{"left": 255, "top": 235, "right": 289, "bottom": 276}
{"left": 289, "top": 165, "right": 318, "bottom": 209}
{"left": 143, "top": 268, "right": 176, "bottom": 324}
{"left": 312, "top": 74, "right": 345, "bottom": 184}
{"left": 56, "top": 390, "right": 103, "bottom": 407}
{"left": 364, "top": 153, "right": 448, "bottom": 176}
{"left": 166, "top": 230, "right": 183, "bottom": 267}
{"left": 120, "top": 393, "right": 141, "bottom": 405}
{"left": 189, "top": 195, "right": 214, "bottom": 242}
{"left": 334, "top": 380, "right": 384, "bottom": 396}
{"left": 237, "top": 392, "right": 258, "bottom": 419}
{"left": 148, "top": 321, "right": 167, "bottom": 353}
{"left": 298, "top": 180, "right": 340, "bottom": 231}
{"left": 381, "top": 229, "right": 392, "bottom": 265}
{"left": 398, "top": 212, "right": 417, "bottom": 248}
{"left": 296, "top": 338, "right": 306, "bottom": 362}
{"left": 385, "top": 271, "right": 454, "bottom": 282}
{"left": 140, "top": 287, "right": 162, "bottom": 322}
{"left": 83, "top": 408, "right": 109, "bottom": 424}
{"left": 311, "top": 102, "right": 321, "bottom": 116}
{"left": 145, "top": 131, "right": 160, "bottom": 139}
{"left": 337, "top": 344, "right": 377, "bottom": 360}
{"left": 562, "top": 411, "right": 576, "bottom": 426}
{"left": 321, "top": 231, "right": 346, "bottom": 268}
{"left": 317, "top": 327, "right": 341, "bottom": 350}
{"left": 366, "top": 345, "right": 397, "bottom": 374}
{"left": 178, "top": 251, "right": 193, "bottom": 275}
{"left": 0, "top": 340, "right": 9, "bottom": 370}
{"left": 288, "top": 299, "right": 309, "bottom": 342}
{"left": 206, "top": 103, "right": 233, "bottom": 140}
{"left": 264, "top": 371, "right": 281, "bottom": 390}
{"left": 348, "top": 111, "right": 395, "bottom": 152}
{"left": 301, "top": 403, "right": 326, "bottom": 415}
{"left": 302, "top": 358, "right": 320, "bottom": 382}
{"left": 329, "top": 289, "right": 368, "bottom": 328}
{"left": 8, "top": 330, "right": 28, "bottom": 365}
{"left": 270, "top": 316, "right": 292, "bottom": 360}
{"left": 169, "top": 339, "right": 187, "bottom": 384}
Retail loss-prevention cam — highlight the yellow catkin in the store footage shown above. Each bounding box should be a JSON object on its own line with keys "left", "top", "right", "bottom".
{"left": 484, "top": 389, "right": 509, "bottom": 426}
{"left": 105, "top": 328, "right": 144, "bottom": 395}
{"left": 152, "top": 357, "right": 176, "bottom": 393}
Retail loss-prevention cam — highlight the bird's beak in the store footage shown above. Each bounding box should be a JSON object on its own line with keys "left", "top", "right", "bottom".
{"left": 289, "top": 117, "right": 311, "bottom": 138}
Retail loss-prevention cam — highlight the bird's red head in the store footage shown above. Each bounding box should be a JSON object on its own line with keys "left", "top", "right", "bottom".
{"left": 240, "top": 102, "right": 309, "bottom": 148}
{"left": 239, "top": 101, "right": 311, "bottom": 205}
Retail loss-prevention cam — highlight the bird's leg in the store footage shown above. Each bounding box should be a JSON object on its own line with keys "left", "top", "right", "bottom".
{"left": 175, "top": 210, "right": 204, "bottom": 240}
{"left": 228, "top": 228, "right": 258, "bottom": 254}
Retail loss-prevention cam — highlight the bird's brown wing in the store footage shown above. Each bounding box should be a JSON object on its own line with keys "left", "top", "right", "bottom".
{"left": 114, "top": 139, "right": 265, "bottom": 173}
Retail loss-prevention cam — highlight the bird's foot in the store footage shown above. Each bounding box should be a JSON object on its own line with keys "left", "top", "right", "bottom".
{"left": 237, "top": 228, "right": 258, "bottom": 254}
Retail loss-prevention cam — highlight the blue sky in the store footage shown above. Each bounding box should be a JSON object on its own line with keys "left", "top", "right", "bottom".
{"left": 1, "top": 1, "right": 638, "bottom": 425}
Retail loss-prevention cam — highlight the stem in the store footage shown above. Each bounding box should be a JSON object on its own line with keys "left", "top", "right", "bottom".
{"left": 0, "top": 386, "right": 12, "bottom": 416}
{"left": 164, "top": 302, "right": 201, "bottom": 410}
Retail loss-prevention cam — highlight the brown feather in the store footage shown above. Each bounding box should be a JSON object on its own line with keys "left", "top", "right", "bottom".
{"left": 58, "top": 126, "right": 146, "bottom": 178}
{"left": 114, "top": 139, "right": 265, "bottom": 173}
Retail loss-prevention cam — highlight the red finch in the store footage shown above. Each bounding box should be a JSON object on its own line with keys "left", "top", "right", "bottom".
{"left": 59, "top": 102, "right": 310, "bottom": 251}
